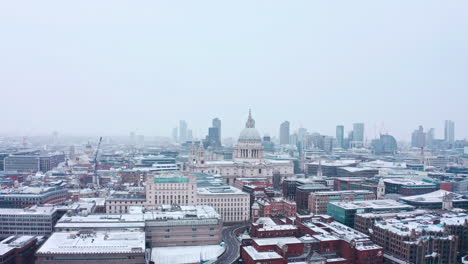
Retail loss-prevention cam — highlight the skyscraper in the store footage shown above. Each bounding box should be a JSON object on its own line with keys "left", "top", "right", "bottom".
{"left": 336, "top": 125, "right": 344, "bottom": 148}
{"left": 172, "top": 127, "right": 178, "bottom": 142}
{"left": 444, "top": 120, "right": 455, "bottom": 145}
{"left": 411, "top": 125, "right": 426, "bottom": 148}
{"left": 179, "top": 120, "right": 187, "bottom": 143}
{"left": 426, "top": 128, "right": 435, "bottom": 148}
{"left": 280, "top": 121, "right": 290, "bottom": 145}
{"left": 353, "top": 123, "right": 365, "bottom": 143}
{"left": 212, "top": 118, "right": 221, "bottom": 143}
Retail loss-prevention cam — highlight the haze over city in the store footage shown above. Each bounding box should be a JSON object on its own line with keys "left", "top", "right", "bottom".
{"left": 1, "top": 0, "right": 468, "bottom": 140}
{"left": 2, "top": 1, "right": 468, "bottom": 264}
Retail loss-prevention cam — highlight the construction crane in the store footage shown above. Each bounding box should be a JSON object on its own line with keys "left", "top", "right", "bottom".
{"left": 93, "top": 137, "right": 103, "bottom": 188}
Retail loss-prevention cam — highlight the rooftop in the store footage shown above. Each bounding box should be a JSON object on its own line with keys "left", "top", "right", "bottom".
{"left": 36, "top": 232, "right": 145, "bottom": 255}
{"left": 197, "top": 186, "right": 247, "bottom": 195}
{"left": 400, "top": 190, "right": 468, "bottom": 204}
{"left": 243, "top": 246, "right": 282, "bottom": 260}
{"left": 383, "top": 178, "right": 435, "bottom": 186}
{"left": 330, "top": 199, "right": 414, "bottom": 210}
{"left": 253, "top": 237, "right": 301, "bottom": 246}
{"left": 0, "top": 206, "right": 56, "bottom": 216}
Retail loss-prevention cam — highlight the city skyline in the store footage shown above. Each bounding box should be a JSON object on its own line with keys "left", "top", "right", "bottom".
{"left": 1, "top": 1, "right": 467, "bottom": 140}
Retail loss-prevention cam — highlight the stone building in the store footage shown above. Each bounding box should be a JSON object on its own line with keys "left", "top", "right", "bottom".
{"left": 188, "top": 111, "right": 294, "bottom": 185}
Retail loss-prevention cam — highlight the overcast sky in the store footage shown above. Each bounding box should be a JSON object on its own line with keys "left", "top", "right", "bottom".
{"left": 1, "top": 1, "right": 467, "bottom": 141}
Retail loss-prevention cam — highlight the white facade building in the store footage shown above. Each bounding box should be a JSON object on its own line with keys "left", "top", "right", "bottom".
{"left": 145, "top": 173, "right": 197, "bottom": 210}
{"left": 197, "top": 186, "right": 250, "bottom": 223}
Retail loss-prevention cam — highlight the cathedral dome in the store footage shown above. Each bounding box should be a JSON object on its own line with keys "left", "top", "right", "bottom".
{"left": 239, "top": 127, "right": 262, "bottom": 142}
{"left": 238, "top": 109, "right": 262, "bottom": 143}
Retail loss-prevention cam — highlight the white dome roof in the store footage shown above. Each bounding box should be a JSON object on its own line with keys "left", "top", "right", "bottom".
{"left": 239, "top": 127, "right": 262, "bottom": 142}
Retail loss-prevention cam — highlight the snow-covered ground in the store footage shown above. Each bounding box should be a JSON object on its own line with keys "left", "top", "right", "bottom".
{"left": 152, "top": 244, "right": 225, "bottom": 264}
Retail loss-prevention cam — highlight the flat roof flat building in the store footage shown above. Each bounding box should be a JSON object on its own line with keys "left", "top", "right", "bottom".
{"left": 0, "top": 206, "right": 59, "bottom": 239}
{"left": 35, "top": 231, "right": 146, "bottom": 264}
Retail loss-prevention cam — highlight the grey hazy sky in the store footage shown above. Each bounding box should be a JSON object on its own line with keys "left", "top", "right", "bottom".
{"left": 1, "top": 1, "right": 467, "bottom": 141}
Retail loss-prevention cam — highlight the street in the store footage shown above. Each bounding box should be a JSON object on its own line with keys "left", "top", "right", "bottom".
{"left": 214, "top": 224, "right": 247, "bottom": 264}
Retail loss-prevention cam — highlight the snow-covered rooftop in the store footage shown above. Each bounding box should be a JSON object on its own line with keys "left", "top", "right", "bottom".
{"left": 400, "top": 190, "right": 468, "bottom": 204}
{"left": 243, "top": 246, "right": 282, "bottom": 260}
{"left": 330, "top": 199, "right": 414, "bottom": 210}
{"left": 36, "top": 232, "right": 145, "bottom": 255}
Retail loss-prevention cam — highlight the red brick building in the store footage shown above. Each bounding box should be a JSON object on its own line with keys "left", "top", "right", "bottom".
{"left": 251, "top": 217, "right": 299, "bottom": 238}
{"left": 252, "top": 197, "right": 296, "bottom": 222}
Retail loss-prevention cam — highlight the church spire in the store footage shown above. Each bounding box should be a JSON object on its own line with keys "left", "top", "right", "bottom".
{"left": 245, "top": 109, "right": 255, "bottom": 128}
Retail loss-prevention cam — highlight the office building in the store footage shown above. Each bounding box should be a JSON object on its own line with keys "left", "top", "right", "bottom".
{"left": 336, "top": 125, "right": 344, "bottom": 148}
{"left": 172, "top": 127, "right": 178, "bottom": 142}
{"left": 382, "top": 178, "right": 437, "bottom": 196}
{"left": 370, "top": 212, "right": 466, "bottom": 264}
{"left": 197, "top": 186, "right": 250, "bottom": 223}
{"left": 179, "top": 120, "right": 188, "bottom": 143}
{"left": 309, "top": 190, "right": 375, "bottom": 215}
{"left": 0, "top": 206, "right": 59, "bottom": 238}
{"left": 280, "top": 121, "right": 290, "bottom": 145}
{"left": 295, "top": 184, "right": 332, "bottom": 214}
{"left": 55, "top": 205, "right": 222, "bottom": 248}
{"left": 145, "top": 173, "right": 197, "bottom": 209}
{"left": 352, "top": 123, "right": 364, "bottom": 142}
{"left": 0, "top": 186, "right": 69, "bottom": 208}
{"left": 3, "top": 156, "right": 39, "bottom": 172}
{"left": 426, "top": 128, "right": 435, "bottom": 147}
{"left": 144, "top": 205, "right": 222, "bottom": 247}
{"left": 252, "top": 198, "right": 296, "bottom": 222}
{"left": 0, "top": 236, "right": 39, "bottom": 264}
{"left": 3, "top": 153, "right": 65, "bottom": 173}
{"left": 371, "top": 134, "right": 398, "bottom": 154}
{"left": 445, "top": 120, "right": 455, "bottom": 145}
{"left": 35, "top": 231, "right": 146, "bottom": 264}
{"left": 105, "top": 193, "right": 146, "bottom": 214}
{"left": 327, "top": 199, "right": 414, "bottom": 227}
{"left": 399, "top": 190, "right": 468, "bottom": 209}
{"left": 212, "top": 117, "right": 221, "bottom": 142}
{"left": 411, "top": 125, "right": 426, "bottom": 148}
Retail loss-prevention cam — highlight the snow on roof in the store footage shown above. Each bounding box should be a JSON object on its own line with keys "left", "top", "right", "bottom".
{"left": 152, "top": 245, "right": 225, "bottom": 264}
{"left": 253, "top": 237, "right": 301, "bottom": 246}
{"left": 374, "top": 212, "right": 468, "bottom": 236}
{"left": 330, "top": 199, "right": 414, "bottom": 210}
{"left": 400, "top": 190, "right": 468, "bottom": 204}
{"left": 360, "top": 160, "right": 407, "bottom": 169}
{"left": 243, "top": 246, "right": 282, "bottom": 260}
{"left": 308, "top": 160, "right": 359, "bottom": 166}
{"left": 383, "top": 178, "right": 435, "bottom": 186}
{"left": 338, "top": 167, "right": 377, "bottom": 172}
{"left": 197, "top": 186, "right": 248, "bottom": 195}
{"left": 0, "top": 206, "right": 56, "bottom": 216}
{"left": 259, "top": 224, "right": 297, "bottom": 232}
{"left": 36, "top": 232, "right": 145, "bottom": 255}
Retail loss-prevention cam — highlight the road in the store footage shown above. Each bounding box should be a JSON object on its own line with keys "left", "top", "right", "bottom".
{"left": 214, "top": 224, "right": 247, "bottom": 264}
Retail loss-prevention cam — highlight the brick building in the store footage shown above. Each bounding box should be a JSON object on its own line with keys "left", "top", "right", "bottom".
{"left": 369, "top": 212, "right": 467, "bottom": 263}
{"left": 309, "top": 190, "right": 375, "bottom": 215}
{"left": 252, "top": 197, "right": 296, "bottom": 222}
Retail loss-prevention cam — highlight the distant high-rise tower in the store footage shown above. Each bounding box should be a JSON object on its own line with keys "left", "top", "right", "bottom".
{"left": 187, "top": 129, "right": 193, "bottom": 142}
{"left": 352, "top": 123, "right": 364, "bottom": 143}
{"left": 280, "top": 121, "right": 290, "bottom": 145}
{"left": 411, "top": 125, "right": 426, "bottom": 148}
{"left": 444, "top": 120, "right": 455, "bottom": 145}
{"left": 426, "top": 128, "right": 435, "bottom": 148}
{"left": 179, "top": 120, "right": 188, "bottom": 143}
{"left": 212, "top": 118, "right": 221, "bottom": 143}
{"left": 336, "top": 125, "right": 344, "bottom": 148}
{"left": 172, "top": 127, "right": 178, "bottom": 142}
